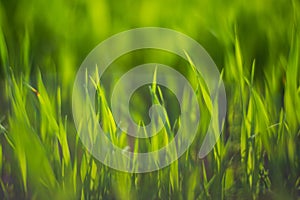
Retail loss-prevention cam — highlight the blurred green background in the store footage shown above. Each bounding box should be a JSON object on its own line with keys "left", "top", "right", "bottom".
{"left": 0, "top": 0, "right": 294, "bottom": 80}
{"left": 0, "top": 0, "right": 299, "bottom": 199}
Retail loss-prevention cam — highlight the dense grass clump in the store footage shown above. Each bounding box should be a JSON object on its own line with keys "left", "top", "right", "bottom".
{"left": 0, "top": 0, "right": 299, "bottom": 199}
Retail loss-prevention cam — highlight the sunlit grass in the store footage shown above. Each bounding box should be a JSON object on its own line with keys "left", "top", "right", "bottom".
{"left": 0, "top": 0, "right": 299, "bottom": 199}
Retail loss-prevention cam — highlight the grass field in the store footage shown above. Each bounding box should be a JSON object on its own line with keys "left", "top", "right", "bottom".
{"left": 0, "top": 0, "right": 300, "bottom": 199}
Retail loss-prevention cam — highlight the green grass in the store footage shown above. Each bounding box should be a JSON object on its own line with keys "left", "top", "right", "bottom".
{"left": 0, "top": 0, "right": 300, "bottom": 199}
